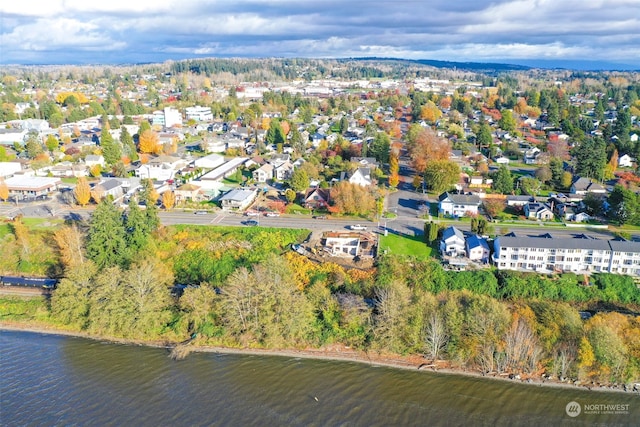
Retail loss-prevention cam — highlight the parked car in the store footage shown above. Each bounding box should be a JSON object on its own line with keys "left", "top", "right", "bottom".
{"left": 265, "top": 212, "right": 280, "bottom": 217}
{"left": 349, "top": 224, "right": 367, "bottom": 231}
{"left": 245, "top": 211, "right": 261, "bottom": 216}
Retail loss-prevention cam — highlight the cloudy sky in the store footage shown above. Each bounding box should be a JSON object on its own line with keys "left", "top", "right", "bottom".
{"left": 1, "top": 0, "right": 639, "bottom": 68}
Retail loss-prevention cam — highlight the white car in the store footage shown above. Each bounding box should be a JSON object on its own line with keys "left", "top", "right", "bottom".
{"left": 265, "top": 212, "right": 280, "bottom": 217}
{"left": 350, "top": 224, "right": 367, "bottom": 231}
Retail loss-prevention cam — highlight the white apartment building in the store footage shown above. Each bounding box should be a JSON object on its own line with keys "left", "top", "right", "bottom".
{"left": 493, "top": 234, "right": 640, "bottom": 276}
{"left": 152, "top": 107, "right": 182, "bottom": 128}
{"left": 185, "top": 106, "right": 213, "bottom": 122}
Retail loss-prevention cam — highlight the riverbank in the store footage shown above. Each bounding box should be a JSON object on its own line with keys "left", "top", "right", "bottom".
{"left": 2, "top": 321, "right": 637, "bottom": 395}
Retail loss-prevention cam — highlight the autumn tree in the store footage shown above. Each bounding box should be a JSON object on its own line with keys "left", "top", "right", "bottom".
{"left": 45, "top": 134, "right": 59, "bottom": 153}
{"left": 289, "top": 168, "right": 310, "bottom": 192}
{"left": 483, "top": 198, "right": 506, "bottom": 218}
{"left": 162, "top": 191, "right": 176, "bottom": 210}
{"left": 330, "top": 181, "right": 375, "bottom": 215}
{"left": 139, "top": 129, "right": 161, "bottom": 154}
{"left": 419, "top": 101, "right": 442, "bottom": 123}
{"left": 74, "top": 177, "right": 91, "bottom": 206}
{"left": 0, "top": 178, "right": 8, "bottom": 202}
{"left": 53, "top": 225, "right": 85, "bottom": 270}
{"left": 388, "top": 153, "right": 400, "bottom": 188}
{"left": 498, "top": 109, "right": 517, "bottom": 133}
{"left": 423, "top": 160, "right": 460, "bottom": 193}
{"left": 406, "top": 125, "right": 450, "bottom": 172}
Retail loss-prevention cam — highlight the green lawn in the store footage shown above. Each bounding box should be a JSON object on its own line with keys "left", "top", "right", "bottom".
{"left": 379, "top": 233, "right": 432, "bottom": 258}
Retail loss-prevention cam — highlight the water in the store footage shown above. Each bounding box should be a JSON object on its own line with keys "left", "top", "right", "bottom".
{"left": 1, "top": 330, "right": 637, "bottom": 426}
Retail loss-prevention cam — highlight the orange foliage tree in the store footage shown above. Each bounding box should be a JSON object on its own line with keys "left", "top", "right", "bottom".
{"left": 139, "top": 129, "right": 161, "bottom": 154}
{"left": 406, "top": 126, "right": 450, "bottom": 172}
{"left": 0, "top": 178, "right": 8, "bottom": 201}
{"left": 74, "top": 177, "right": 91, "bottom": 206}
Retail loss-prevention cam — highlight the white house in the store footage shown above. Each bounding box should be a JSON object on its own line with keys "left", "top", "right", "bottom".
{"left": 185, "top": 106, "right": 213, "bottom": 122}
{"left": 466, "top": 235, "right": 490, "bottom": 262}
{"left": 85, "top": 155, "right": 105, "bottom": 168}
{"left": 438, "top": 192, "right": 481, "bottom": 217}
{"left": 135, "top": 155, "right": 186, "bottom": 181}
{"left": 618, "top": 154, "right": 634, "bottom": 168}
{"left": 343, "top": 167, "right": 373, "bottom": 187}
{"left": 253, "top": 163, "right": 274, "bottom": 183}
{"left": 219, "top": 188, "right": 258, "bottom": 210}
{"left": 440, "top": 226, "right": 466, "bottom": 256}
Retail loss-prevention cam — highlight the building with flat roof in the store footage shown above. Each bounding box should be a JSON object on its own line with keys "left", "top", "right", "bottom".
{"left": 493, "top": 233, "right": 640, "bottom": 276}
{"left": 5, "top": 176, "right": 61, "bottom": 199}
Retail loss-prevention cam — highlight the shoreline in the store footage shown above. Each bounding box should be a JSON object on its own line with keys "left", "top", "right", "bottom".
{"left": 1, "top": 322, "right": 637, "bottom": 395}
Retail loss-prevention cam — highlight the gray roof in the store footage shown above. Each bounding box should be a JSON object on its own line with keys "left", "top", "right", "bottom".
{"left": 495, "top": 234, "right": 640, "bottom": 252}
{"left": 439, "top": 192, "right": 481, "bottom": 205}
{"left": 219, "top": 188, "right": 255, "bottom": 202}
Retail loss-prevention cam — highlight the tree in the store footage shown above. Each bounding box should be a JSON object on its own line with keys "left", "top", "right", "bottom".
{"left": 139, "top": 129, "right": 161, "bottom": 154}
{"left": 424, "top": 312, "right": 448, "bottom": 360}
{"left": 86, "top": 199, "right": 129, "bottom": 269}
{"left": 370, "top": 132, "right": 391, "bottom": 164}
{"left": 53, "top": 225, "right": 85, "bottom": 270}
{"left": 0, "top": 178, "right": 8, "bottom": 202}
{"left": 289, "top": 168, "right": 310, "bottom": 192}
{"left": 120, "top": 126, "right": 138, "bottom": 162}
{"left": 520, "top": 177, "right": 542, "bottom": 196}
{"left": 25, "top": 137, "right": 43, "bottom": 159}
{"left": 330, "top": 181, "right": 375, "bottom": 215}
{"left": 74, "top": 177, "right": 91, "bottom": 206}
{"left": 483, "top": 198, "right": 506, "bottom": 218}
{"left": 498, "top": 109, "right": 517, "bottom": 133}
{"left": 284, "top": 188, "right": 297, "bottom": 203}
{"left": 425, "top": 221, "right": 439, "bottom": 243}
{"left": 575, "top": 137, "right": 607, "bottom": 181}
{"left": 406, "top": 125, "right": 449, "bottom": 172}
{"left": 265, "top": 119, "right": 286, "bottom": 147}
{"left": 419, "top": 101, "right": 442, "bottom": 123}
{"left": 423, "top": 160, "right": 460, "bottom": 193}
{"left": 162, "top": 191, "right": 176, "bottom": 210}
{"left": 101, "top": 129, "right": 122, "bottom": 166}
{"left": 45, "top": 134, "right": 59, "bottom": 153}
{"left": 560, "top": 171, "right": 573, "bottom": 189}
{"left": 388, "top": 153, "right": 400, "bottom": 188}
{"left": 535, "top": 166, "right": 552, "bottom": 184}
{"left": 608, "top": 184, "right": 639, "bottom": 225}
{"left": 492, "top": 165, "right": 514, "bottom": 194}
{"left": 476, "top": 121, "right": 493, "bottom": 149}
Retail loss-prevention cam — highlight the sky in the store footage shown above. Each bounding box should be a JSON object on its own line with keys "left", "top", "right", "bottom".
{"left": 1, "top": 0, "right": 639, "bottom": 69}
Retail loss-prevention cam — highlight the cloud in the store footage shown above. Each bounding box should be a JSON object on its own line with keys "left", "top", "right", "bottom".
{"left": 1, "top": 0, "right": 638, "bottom": 66}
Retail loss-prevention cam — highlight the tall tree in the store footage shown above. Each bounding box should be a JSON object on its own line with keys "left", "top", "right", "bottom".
{"left": 406, "top": 125, "right": 449, "bottom": 172}
{"left": 53, "top": 225, "right": 85, "bottom": 270}
{"left": 74, "top": 177, "right": 91, "bottom": 206}
{"left": 0, "top": 178, "right": 8, "bottom": 202}
{"left": 139, "top": 129, "right": 160, "bottom": 154}
{"left": 575, "top": 137, "right": 607, "bottom": 181}
{"left": 265, "top": 119, "right": 286, "bottom": 146}
{"left": 492, "top": 165, "right": 514, "bottom": 194}
{"left": 101, "top": 129, "right": 122, "bottom": 166}
{"left": 162, "top": 191, "right": 176, "bottom": 210}
{"left": 370, "top": 132, "right": 391, "bottom": 164}
{"left": 423, "top": 160, "right": 460, "bottom": 193}
{"left": 120, "top": 126, "right": 138, "bottom": 162}
{"left": 289, "top": 168, "right": 310, "bottom": 192}
{"left": 498, "top": 109, "right": 517, "bottom": 133}
{"left": 86, "top": 199, "right": 129, "bottom": 269}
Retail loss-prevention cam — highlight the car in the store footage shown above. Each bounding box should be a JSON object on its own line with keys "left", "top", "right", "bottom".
{"left": 194, "top": 210, "right": 208, "bottom": 215}
{"left": 244, "top": 219, "right": 259, "bottom": 226}
{"left": 245, "top": 211, "right": 261, "bottom": 216}
{"left": 265, "top": 212, "right": 280, "bottom": 217}
{"left": 350, "top": 224, "right": 367, "bottom": 231}
{"left": 313, "top": 215, "right": 327, "bottom": 219}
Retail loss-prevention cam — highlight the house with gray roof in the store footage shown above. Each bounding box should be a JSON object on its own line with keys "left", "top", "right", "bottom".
{"left": 570, "top": 177, "right": 606, "bottom": 195}
{"left": 440, "top": 226, "right": 466, "bottom": 256}
{"left": 438, "top": 192, "right": 481, "bottom": 217}
{"left": 493, "top": 233, "right": 640, "bottom": 276}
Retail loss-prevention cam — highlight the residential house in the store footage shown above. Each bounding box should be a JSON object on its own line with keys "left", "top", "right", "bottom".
{"left": 174, "top": 183, "right": 205, "bottom": 203}
{"left": 506, "top": 195, "right": 533, "bottom": 207}
{"left": 85, "top": 155, "right": 105, "bottom": 168}
{"left": 495, "top": 156, "right": 510, "bottom": 165}
{"left": 342, "top": 167, "right": 373, "bottom": 187}
{"left": 273, "top": 160, "right": 294, "bottom": 181}
{"left": 440, "top": 226, "right": 466, "bottom": 256}
{"left": 524, "top": 202, "right": 554, "bottom": 220}
{"left": 219, "top": 188, "right": 258, "bottom": 210}
{"left": 323, "top": 231, "right": 376, "bottom": 258}
{"left": 466, "top": 235, "right": 490, "bottom": 262}
{"left": 48, "top": 162, "right": 88, "bottom": 178}
{"left": 438, "top": 192, "right": 481, "bottom": 217}
{"left": 523, "top": 147, "right": 542, "bottom": 165}
{"left": 93, "top": 179, "right": 124, "bottom": 200}
{"left": 303, "top": 188, "right": 330, "bottom": 210}
{"left": 350, "top": 157, "right": 379, "bottom": 169}
{"left": 618, "top": 154, "right": 634, "bottom": 168}
{"left": 492, "top": 233, "right": 640, "bottom": 276}
{"left": 0, "top": 128, "right": 28, "bottom": 145}
{"left": 252, "top": 163, "right": 274, "bottom": 183}
{"left": 570, "top": 177, "right": 606, "bottom": 196}
{"left": 135, "top": 155, "right": 186, "bottom": 181}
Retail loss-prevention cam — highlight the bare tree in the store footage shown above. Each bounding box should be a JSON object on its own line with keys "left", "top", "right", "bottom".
{"left": 424, "top": 313, "right": 448, "bottom": 360}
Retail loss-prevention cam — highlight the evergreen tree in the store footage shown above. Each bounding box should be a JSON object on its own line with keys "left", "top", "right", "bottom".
{"left": 101, "top": 128, "right": 122, "bottom": 166}
{"left": 613, "top": 105, "right": 632, "bottom": 153}
{"left": 140, "top": 180, "right": 160, "bottom": 232}
{"left": 289, "top": 168, "right": 310, "bottom": 192}
{"left": 120, "top": 126, "right": 138, "bottom": 161}
{"left": 492, "top": 165, "right": 514, "bottom": 194}
{"left": 575, "top": 137, "right": 607, "bottom": 180}
{"left": 498, "top": 109, "right": 516, "bottom": 133}
{"left": 476, "top": 121, "right": 493, "bottom": 148}
{"left": 125, "top": 200, "right": 150, "bottom": 255}
{"left": 86, "top": 199, "right": 129, "bottom": 269}
{"left": 266, "top": 119, "right": 286, "bottom": 146}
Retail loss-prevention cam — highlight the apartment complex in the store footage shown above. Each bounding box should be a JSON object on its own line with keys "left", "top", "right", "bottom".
{"left": 493, "top": 234, "right": 640, "bottom": 276}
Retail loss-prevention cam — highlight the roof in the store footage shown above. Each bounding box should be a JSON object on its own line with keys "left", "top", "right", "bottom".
{"left": 439, "top": 192, "right": 481, "bottom": 205}
{"left": 466, "top": 235, "right": 490, "bottom": 250}
{"left": 5, "top": 176, "right": 61, "bottom": 190}
{"left": 572, "top": 177, "right": 605, "bottom": 192}
{"left": 494, "top": 234, "right": 640, "bottom": 252}
{"left": 97, "top": 179, "right": 122, "bottom": 192}
{"left": 442, "top": 226, "right": 464, "bottom": 242}
{"left": 219, "top": 188, "right": 256, "bottom": 202}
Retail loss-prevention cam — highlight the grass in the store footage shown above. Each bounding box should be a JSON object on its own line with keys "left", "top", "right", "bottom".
{"left": 379, "top": 233, "right": 432, "bottom": 258}
{"left": 0, "top": 296, "right": 51, "bottom": 323}
{"left": 285, "top": 204, "right": 311, "bottom": 215}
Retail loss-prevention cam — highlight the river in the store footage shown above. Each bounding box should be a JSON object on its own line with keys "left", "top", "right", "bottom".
{"left": 1, "top": 330, "right": 637, "bottom": 426}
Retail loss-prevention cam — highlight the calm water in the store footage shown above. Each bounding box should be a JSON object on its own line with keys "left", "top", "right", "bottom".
{"left": 1, "top": 330, "right": 638, "bottom": 426}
